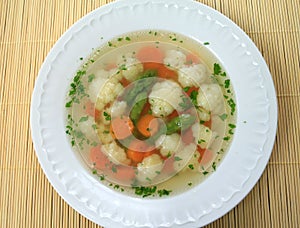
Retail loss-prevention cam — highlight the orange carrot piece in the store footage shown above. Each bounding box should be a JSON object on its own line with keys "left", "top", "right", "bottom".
{"left": 136, "top": 46, "right": 164, "bottom": 63}
{"left": 181, "top": 127, "right": 195, "bottom": 144}
{"left": 197, "top": 146, "right": 214, "bottom": 165}
{"left": 120, "top": 77, "right": 131, "bottom": 87}
{"left": 127, "top": 140, "right": 155, "bottom": 164}
{"left": 85, "top": 100, "right": 95, "bottom": 117}
{"left": 110, "top": 116, "right": 134, "bottom": 139}
{"left": 90, "top": 146, "right": 110, "bottom": 170}
{"left": 112, "top": 166, "right": 135, "bottom": 180}
{"left": 143, "top": 62, "right": 162, "bottom": 70}
{"left": 137, "top": 114, "right": 159, "bottom": 137}
{"left": 157, "top": 65, "right": 177, "bottom": 79}
{"left": 203, "top": 118, "right": 212, "bottom": 128}
{"left": 167, "top": 110, "right": 179, "bottom": 120}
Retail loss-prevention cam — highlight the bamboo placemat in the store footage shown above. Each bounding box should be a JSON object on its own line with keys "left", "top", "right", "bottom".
{"left": 0, "top": 0, "right": 299, "bottom": 227}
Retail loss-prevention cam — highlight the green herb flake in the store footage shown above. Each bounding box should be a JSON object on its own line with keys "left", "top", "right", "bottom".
{"left": 223, "top": 136, "right": 230, "bottom": 141}
{"left": 119, "top": 64, "right": 127, "bottom": 71}
{"left": 198, "top": 139, "right": 206, "bottom": 144}
{"left": 117, "top": 37, "right": 123, "bottom": 41}
{"left": 111, "top": 165, "right": 117, "bottom": 173}
{"left": 204, "top": 42, "right": 210, "bottom": 45}
{"left": 219, "top": 113, "right": 228, "bottom": 121}
{"left": 213, "top": 63, "right": 222, "bottom": 75}
{"left": 174, "top": 156, "right": 182, "bottom": 161}
{"left": 79, "top": 57, "right": 83, "bottom": 60}
{"left": 212, "top": 162, "right": 217, "bottom": 171}
{"left": 108, "top": 41, "right": 113, "bottom": 47}
{"left": 103, "top": 111, "right": 111, "bottom": 121}
{"left": 92, "top": 170, "right": 97, "bottom": 174}
{"left": 125, "top": 36, "right": 131, "bottom": 41}
{"left": 79, "top": 116, "right": 89, "bottom": 122}
{"left": 189, "top": 90, "right": 198, "bottom": 106}
{"left": 88, "top": 74, "right": 95, "bottom": 82}
{"left": 99, "top": 175, "right": 105, "bottom": 181}
{"left": 188, "top": 164, "right": 194, "bottom": 170}
{"left": 202, "top": 171, "right": 209, "bottom": 175}
{"left": 133, "top": 186, "right": 157, "bottom": 198}
{"left": 188, "top": 182, "right": 192, "bottom": 186}
{"left": 183, "top": 86, "right": 190, "bottom": 92}
{"left": 158, "top": 189, "right": 172, "bottom": 197}
{"left": 228, "top": 123, "right": 236, "bottom": 129}
{"left": 224, "top": 79, "right": 230, "bottom": 88}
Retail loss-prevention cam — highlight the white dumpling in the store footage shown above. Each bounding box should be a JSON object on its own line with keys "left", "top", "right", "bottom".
{"left": 136, "top": 154, "right": 163, "bottom": 183}
{"left": 148, "top": 81, "right": 182, "bottom": 117}
{"left": 178, "top": 64, "right": 208, "bottom": 87}
{"left": 197, "top": 83, "right": 224, "bottom": 114}
{"left": 95, "top": 79, "right": 124, "bottom": 110}
{"left": 155, "top": 133, "right": 181, "bottom": 157}
{"left": 101, "top": 141, "right": 130, "bottom": 165}
{"left": 88, "top": 70, "right": 109, "bottom": 103}
{"left": 163, "top": 50, "right": 186, "bottom": 69}
{"left": 117, "top": 53, "right": 143, "bottom": 82}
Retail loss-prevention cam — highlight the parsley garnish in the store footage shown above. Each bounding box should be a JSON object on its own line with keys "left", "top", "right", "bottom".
{"left": 79, "top": 116, "right": 89, "bottom": 122}
{"left": 188, "top": 164, "right": 194, "bottom": 170}
{"left": 103, "top": 111, "right": 111, "bottom": 121}
{"left": 88, "top": 74, "right": 95, "bottom": 82}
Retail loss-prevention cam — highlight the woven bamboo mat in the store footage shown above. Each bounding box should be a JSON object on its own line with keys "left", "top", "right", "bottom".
{"left": 0, "top": 0, "right": 299, "bottom": 227}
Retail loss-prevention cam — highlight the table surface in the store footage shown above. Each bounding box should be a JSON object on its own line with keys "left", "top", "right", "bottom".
{"left": 1, "top": 0, "right": 299, "bottom": 227}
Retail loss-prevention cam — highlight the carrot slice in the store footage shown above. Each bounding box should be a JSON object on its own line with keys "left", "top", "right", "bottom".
{"left": 137, "top": 114, "right": 159, "bottom": 137}
{"left": 136, "top": 46, "right": 164, "bottom": 63}
{"left": 143, "top": 62, "right": 162, "bottom": 71}
{"left": 186, "top": 53, "right": 200, "bottom": 65}
{"left": 90, "top": 146, "right": 110, "bottom": 170}
{"left": 112, "top": 166, "right": 135, "bottom": 180}
{"left": 197, "top": 146, "right": 214, "bottom": 165}
{"left": 120, "top": 77, "right": 131, "bottom": 87}
{"left": 85, "top": 100, "right": 95, "bottom": 117}
{"left": 127, "top": 140, "right": 155, "bottom": 164}
{"left": 110, "top": 116, "right": 134, "bottom": 139}
{"left": 181, "top": 127, "right": 195, "bottom": 144}
{"left": 203, "top": 118, "right": 212, "bottom": 128}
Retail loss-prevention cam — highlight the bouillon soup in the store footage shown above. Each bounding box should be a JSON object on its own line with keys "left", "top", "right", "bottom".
{"left": 65, "top": 30, "right": 236, "bottom": 197}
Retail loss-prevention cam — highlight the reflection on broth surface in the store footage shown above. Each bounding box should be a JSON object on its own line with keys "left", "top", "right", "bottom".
{"left": 65, "top": 30, "right": 236, "bottom": 198}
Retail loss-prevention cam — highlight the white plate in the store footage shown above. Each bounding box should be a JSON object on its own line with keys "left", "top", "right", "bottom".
{"left": 30, "top": 0, "right": 277, "bottom": 227}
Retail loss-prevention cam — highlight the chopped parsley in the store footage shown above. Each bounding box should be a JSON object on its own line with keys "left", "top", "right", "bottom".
{"left": 213, "top": 63, "right": 222, "bottom": 75}
{"left": 157, "top": 189, "right": 172, "bottom": 197}
{"left": 79, "top": 116, "right": 89, "bottom": 122}
{"left": 65, "top": 70, "right": 87, "bottom": 108}
{"left": 189, "top": 90, "right": 198, "bottom": 107}
{"left": 88, "top": 74, "right": 95, "bottom": 82}
{"left": 133, "top": 186, "right": 157, "bottom": 198}
{"left": 188, "top": 164, "right": 194, "bottom": 170}
{"left": 174, "top": 156, "right": 182, "bottom": 161}
{"left": 203, "top": 42, "right": 210, "bottom": 45}
{"left": 103, "top": 111, "right": 111, "bottom": 121}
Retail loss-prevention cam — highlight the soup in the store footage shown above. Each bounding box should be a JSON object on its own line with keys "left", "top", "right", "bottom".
{"left": 65, "top": 30, "right": 236, "bottom": 197}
